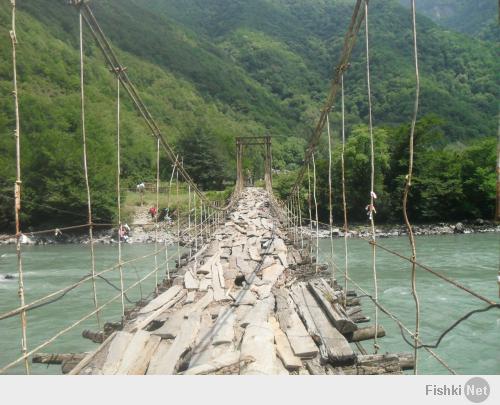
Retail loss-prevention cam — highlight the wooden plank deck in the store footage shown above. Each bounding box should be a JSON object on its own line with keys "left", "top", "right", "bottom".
{"left": 68, "top": 188, "right": 409, "bottom": 375}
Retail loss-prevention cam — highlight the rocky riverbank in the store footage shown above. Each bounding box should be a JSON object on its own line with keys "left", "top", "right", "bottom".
{"left": 0, "top": 224, "right": 180, "bottom": 246}
{"left": 1, "top": 220, "right": 498, "bottom": 246}
{"left": 300, "top": 220, "right": 500, "bottom": 239}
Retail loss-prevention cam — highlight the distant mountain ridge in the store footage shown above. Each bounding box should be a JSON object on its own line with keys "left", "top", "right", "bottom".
{"left": 399, "top": 0, "right": 498, "bottom": 39}
{"left": 0, "top": 0, "right": 498, "bottom": 227}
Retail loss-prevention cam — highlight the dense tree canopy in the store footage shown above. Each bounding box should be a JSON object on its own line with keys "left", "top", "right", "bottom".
{"left": 0, "top": 0, "right": 497, "bottom": 230}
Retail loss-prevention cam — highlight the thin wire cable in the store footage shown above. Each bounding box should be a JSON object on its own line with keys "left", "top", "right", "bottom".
{"left": 10, "top": 0, "right": 29, "bottom": 375}
{"left": 312, "top": 153, "right": 320, "bottom": 272}
{"left": 154, "top": 137, "right": 160, "bottom": 293}
{"left": 165, "top": 160, "right": 177, "bottom": 280}
{"left": 176, "top": 165, "right": 181, "bottom": 265}
{"left": 403, "top": 0, "right": 422, "bottom": 374}
{"left": 115, "top": 73, "right": 125, "bottom": 320}
{"left": 79, "top": 8, "right": 100, "bottom": 329}
{"left": 364, "top": 0, "right": 379, "bottom": 353}
{"left": 326, "top": 113, "right": 335, "bottom": 284}
{"left": 307, "top": 164, "right": 314, "bottom": 259}
{"left": 297, "top": 190, "right": 304, "bottom": 249}
{"left": 341, "top": 74, "right": 349, "bottom": 307}
{"left": 188, "top": 184, "right": 192, "bottom": 258}
{"left": 77, "top": 3, "right": 239, "bottom": 212}
{"left": 194, "top": 192, "right": 198, "bottom": 253}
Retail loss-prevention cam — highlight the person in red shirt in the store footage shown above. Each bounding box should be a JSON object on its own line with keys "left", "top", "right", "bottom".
{"left": 149, "top": 206, "right": 157, "bottom": 220}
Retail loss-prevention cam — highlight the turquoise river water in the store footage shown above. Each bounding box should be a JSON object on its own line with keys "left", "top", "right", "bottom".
{"left": 0, "top": 233, "right": 499, "bottom": 375}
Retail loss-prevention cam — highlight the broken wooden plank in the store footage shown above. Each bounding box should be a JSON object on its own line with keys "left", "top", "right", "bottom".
{"left": 269, "top": 317, "right": 302, "bottom": 371}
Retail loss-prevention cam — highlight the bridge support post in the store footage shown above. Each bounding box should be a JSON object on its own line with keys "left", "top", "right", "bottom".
{"left": 235, "top": 136, "right": 272, "bottom": 191}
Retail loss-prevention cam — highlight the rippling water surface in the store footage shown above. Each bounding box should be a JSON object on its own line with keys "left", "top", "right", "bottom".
{"left": 0, "top": 233, "right": 499, "bottom": 375}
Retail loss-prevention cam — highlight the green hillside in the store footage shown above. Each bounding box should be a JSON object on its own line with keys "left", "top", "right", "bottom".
{"left": 0, "top": 0, "right": 497, "bottom": 229}
{"left": 399, "top": 0, "right": 499, "bottom": 40}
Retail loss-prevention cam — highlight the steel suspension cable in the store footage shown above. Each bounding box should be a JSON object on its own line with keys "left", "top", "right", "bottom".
{"left": 288, "top": 0, "right": 365, "bottom": 197}
{"left": 76, "top": 3, "right": 236, "bottom": 211}
{"left": 79, "top": 7, "right": 100, "bottom": 329}
{"left": 403, "top": 0, "right": 422, "bottom": 374}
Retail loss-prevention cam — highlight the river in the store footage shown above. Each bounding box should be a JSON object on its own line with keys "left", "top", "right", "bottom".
{"left": 0, "top": 233, "right": 499, "bottom": 375}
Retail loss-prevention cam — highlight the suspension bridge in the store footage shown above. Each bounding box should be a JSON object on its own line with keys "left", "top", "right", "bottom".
{"left": 1, "top": 0, "right": 499, "bottom": 376}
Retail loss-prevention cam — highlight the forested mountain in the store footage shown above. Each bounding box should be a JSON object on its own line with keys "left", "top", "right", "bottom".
{"left": 0, "top": 0, "right": 497, "bottom": 228}
{"left": 399, "top": 0, "right": 499, "bottom": 40}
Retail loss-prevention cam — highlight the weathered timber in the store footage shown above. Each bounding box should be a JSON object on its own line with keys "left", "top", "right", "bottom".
{"left": 395, "top": 352, "right": 415, "bottom": 370}
{"left": 341, "top": 353, "right": 402, "bottom": 375}
{"left": 118, "top": 333, "right": 161, "bottom": 375}
{"left": 32, "top": 352, "right": 86, "bottom": 365}
{"left": 274, "top": 288, "right": 318, "bottom": 359}
{"left": 184, "top": 271, "right": 199, "bottom": 290}
{"left": 82, "top": 329, "right": 105, "bottom": 343}
{"left": 212, "top": 307, "right": 236, "bottom": 345}
{"left": 308, "top": 279, "right": 357, "bottom": 334}
{"left": 101, "top": 331, "right": 134, "bottom": 375}
{"left": 129, "top": 288, "right": 187, "bottom": 332}
{"left": 240, "top": 323, "right": 275, "bottom": 375}
{"left": 148, "top": 311, "right": 202, "bottom": 374}
{"left": 295, "top": 283, "right": 355, "bottom": 365}
{"left": 138, "top": 285, "right": 183, "bottom": 315}
{"left": 114, "top": 330, "right": 153, "bottom": 374}
{"left": 69, "top": 331, "right": 118, "bottom": 375}
{"left": 348, "top": 325, "right": 386, "bottom": 342}
{"left": 269, "top": 316, "right": 302, "bottom": 370}
{"left": 182, "top": 351, "right": 243, "bottom": 375}
{"left": 153, "top": 291, "right": 213, "bottom": 339}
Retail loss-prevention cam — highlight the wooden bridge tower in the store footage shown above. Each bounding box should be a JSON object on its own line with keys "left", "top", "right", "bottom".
{"left": 236, "top": 136, "right": 272, "bottom": 192}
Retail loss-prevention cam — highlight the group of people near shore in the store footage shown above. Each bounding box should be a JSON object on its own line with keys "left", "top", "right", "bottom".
{"left": 149, "top": 206, "right": 176, "bottom": 224}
